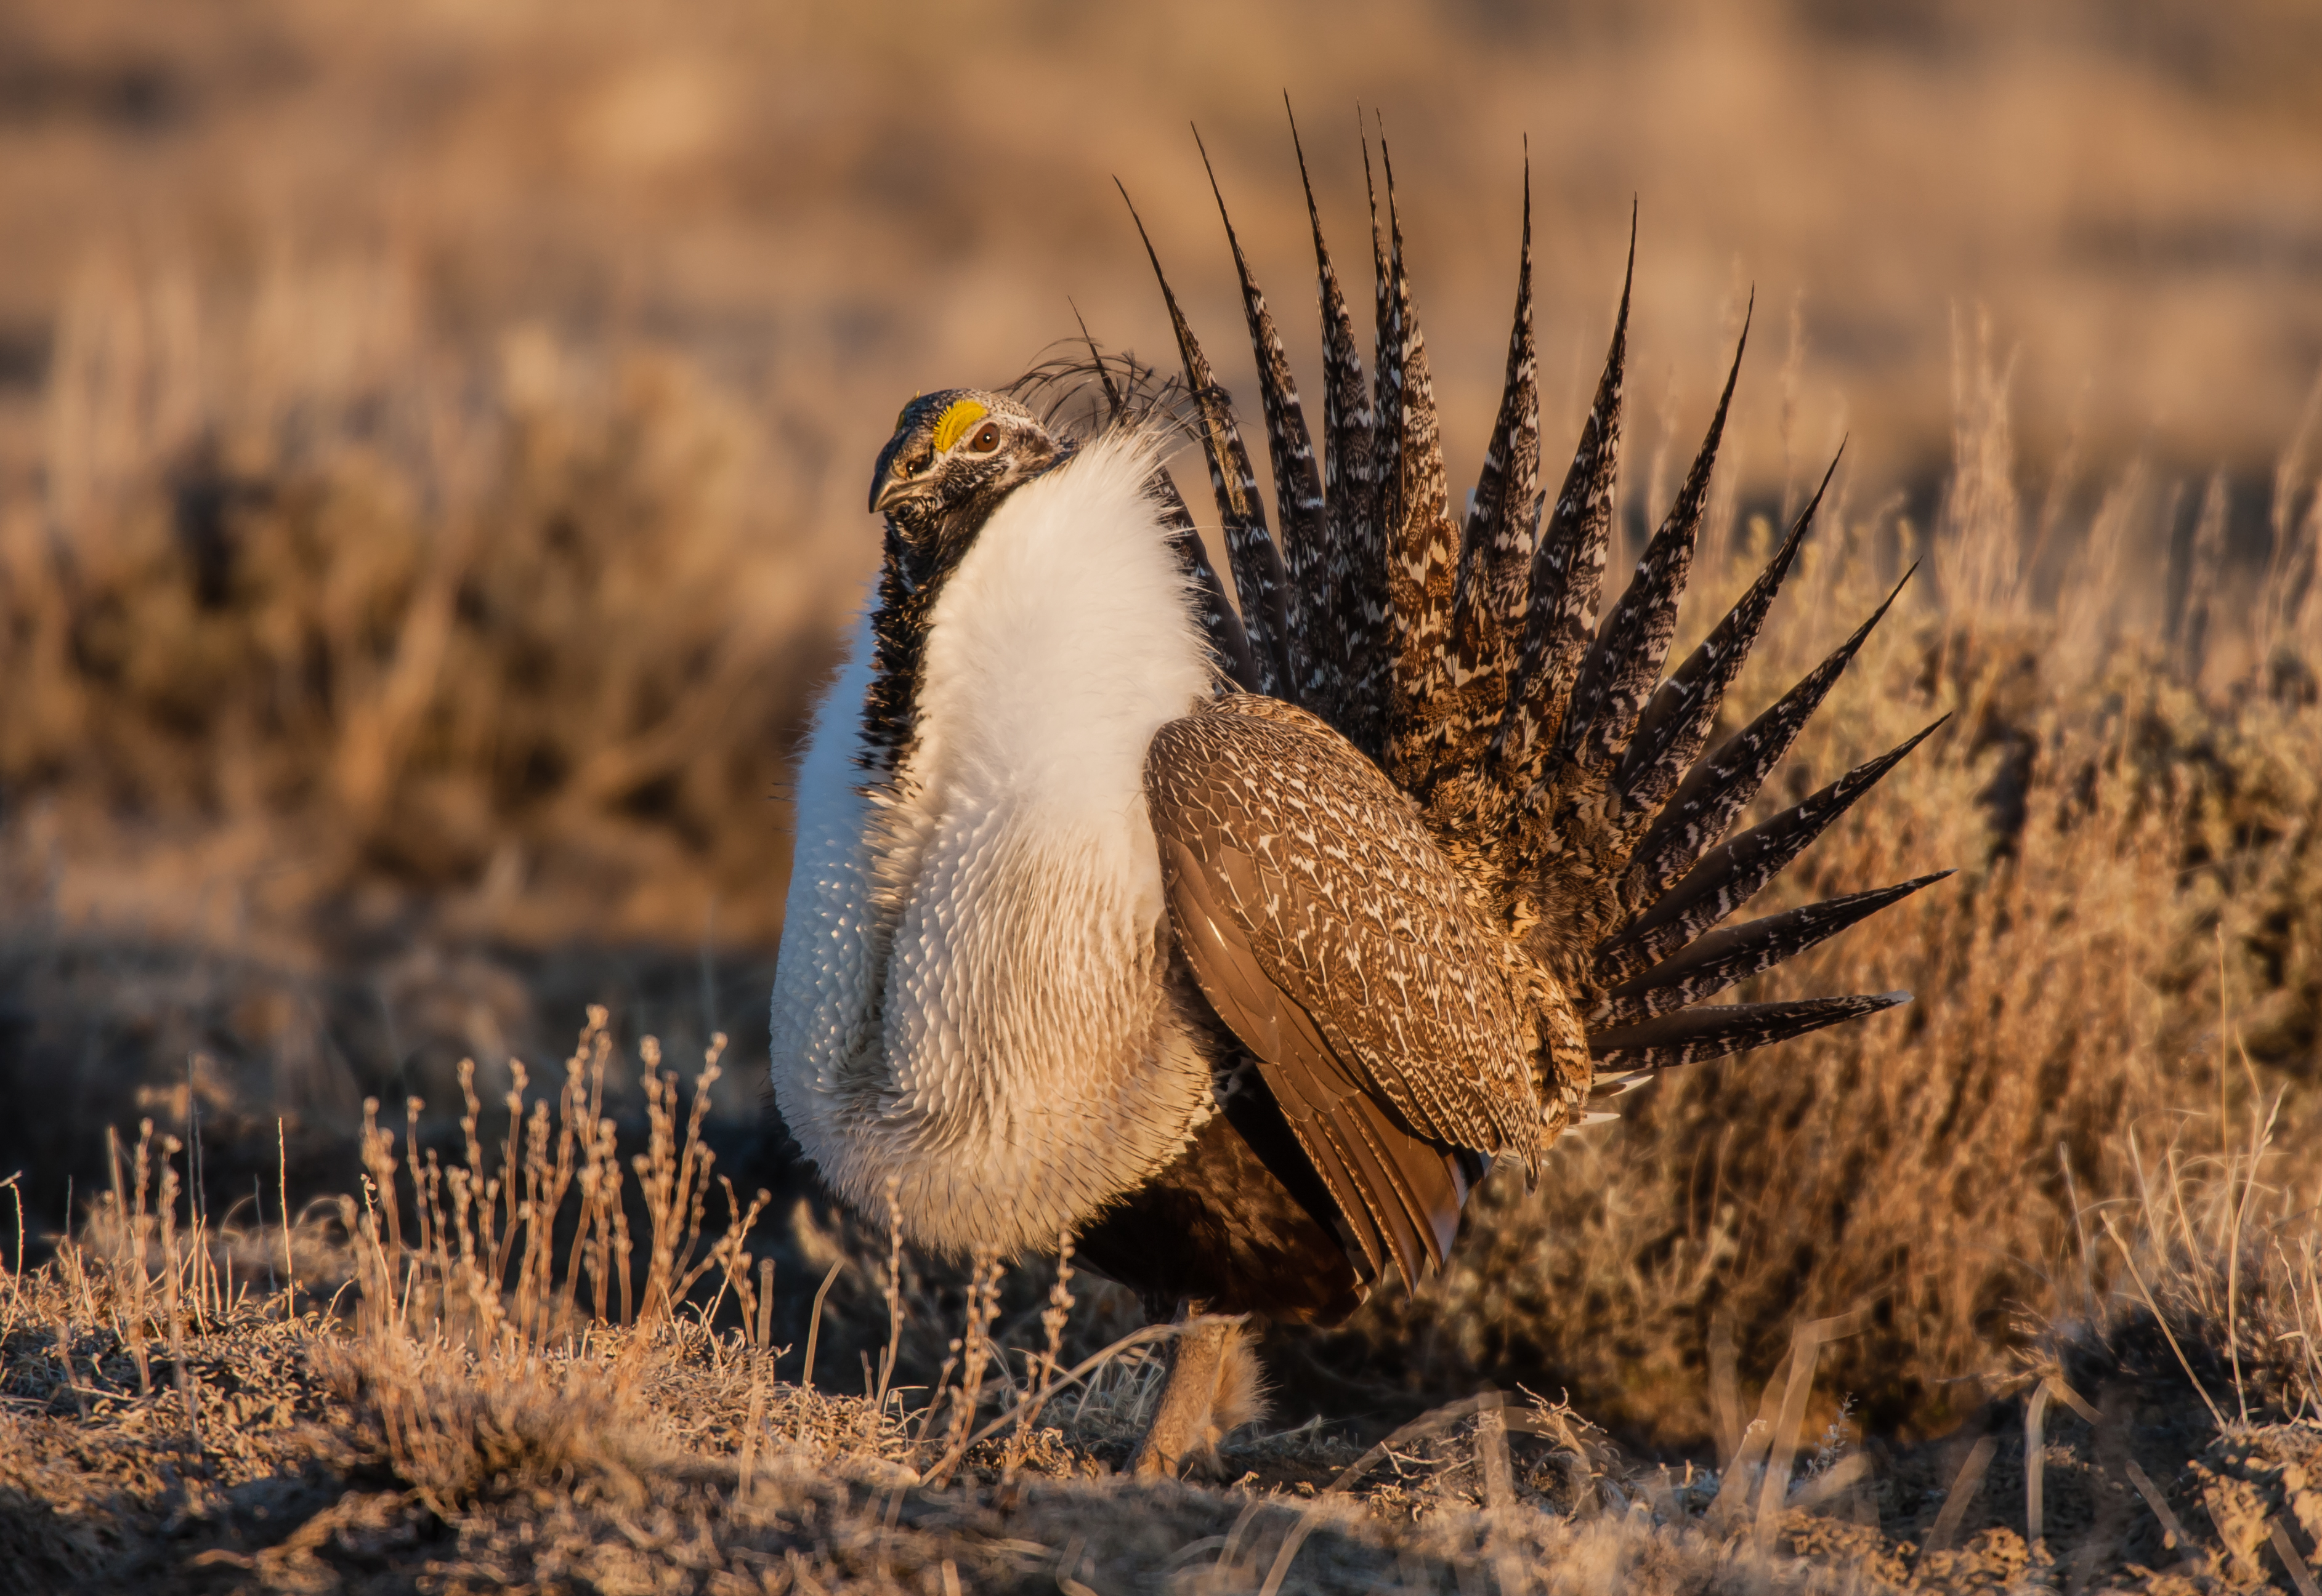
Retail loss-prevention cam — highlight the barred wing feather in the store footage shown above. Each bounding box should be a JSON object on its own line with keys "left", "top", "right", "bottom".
{"left": 1145, "top": 694, "right": 1533, "bottom": 1286}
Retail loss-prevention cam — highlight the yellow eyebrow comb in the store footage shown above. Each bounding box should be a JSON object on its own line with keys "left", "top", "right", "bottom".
{"left": 931, "top": 398, "right": 989, "bottom": 453}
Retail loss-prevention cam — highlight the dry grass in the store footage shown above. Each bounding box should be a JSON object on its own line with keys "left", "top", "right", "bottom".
{"left": 4, "top": 1019, "right": 2322, "bottom": 1592}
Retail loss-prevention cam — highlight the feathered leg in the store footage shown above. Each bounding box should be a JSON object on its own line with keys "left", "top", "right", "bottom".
{"left": 1129, "top": 1313, "right": 1266, "bottom": 1479}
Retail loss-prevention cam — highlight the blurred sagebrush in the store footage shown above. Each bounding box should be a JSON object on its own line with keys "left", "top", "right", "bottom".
{"left": 2, "top": 251, "right": 854, "bottom": 949}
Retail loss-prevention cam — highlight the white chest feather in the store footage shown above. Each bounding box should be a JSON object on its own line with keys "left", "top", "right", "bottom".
{"left": 769, "top": 434, "right": 1218, "bottom": 1256}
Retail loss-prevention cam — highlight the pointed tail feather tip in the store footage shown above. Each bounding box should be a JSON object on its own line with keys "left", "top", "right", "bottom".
{"left": 1603, "top": 874, "right": 1949, "bottom": 1023}
{"left": 1587, "top": 990, "right": 1915, "bottom": 1071}
{"left": 1614, "top": 704, "right": 1950, "bottom": 974}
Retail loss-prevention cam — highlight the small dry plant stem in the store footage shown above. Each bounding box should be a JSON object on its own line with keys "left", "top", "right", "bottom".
{"left": 357, "top": 1100, "right": 408, "bottom": 1338}
{"left": 874, "top": 1175, "right": 904, "bottom": 1410}
{"left": 924, "top": 1244, "right": 1005, "bottom": 1487}
{"left": 2025, "top": 1377, "right": 2052, "bottom": 1549}
{"left": 1005, "top": 1235, "right": 1075, "bottom": 1473}
{"left": 361, "top": 1098, "right": 405, "bottom": 1263}
{"left": 1924, "top": 1435, "right": 1998, "bottom": 1556}
{"left": 354, "top": 1174, "right": 390, "bottom": 1339}
{"left": 916, "top": 1332, "right": 962, "bottom": 1445}
{"left": 276, "top": 1118, "right": 295, "bottom": 1320}
{"left": 740, "top": 1264, "right": 773, "bottom": 1509}
{"left": 57, "top": 1241, "right": 99, "bottom": 1339}
{"left": 515, "top": 1090, "right": 556, "bottom": 1344}
{"left": 2057, "top": 1142, "right": 2096, "bottom": 1321}
{"left": 2217, "top": 928, "right": 2249, "bottom": 1421}
{"left": 51, "top": 1317, "right": 90, "bottom": 1421}
{"left": 491, "top": 1059, "right": 529, "bottom": 1289}
{"left": 632, "top": 1032, "right": 729, "bottom": 1331}
{"left": 155, "top": 1134, "right": 202, "bottom": 1461}
{"left": 698, "top": 1174, "right": 773, "bottom": 1348}
{"left": 550, "top": 1034, "right": 601, "bottom": 1326}
{"left": 403, "top": 1097, "right": 432, "bottom": 1278}
{"left": 739, "top": 1358, "right": 766, "bottom": 1508}
{"left": 448, "top": 1057, "right": 510, "bottom": 1345}
{"left": 184, "top": 1058, "right": 214, "bottom": 1328}
{"left": 551, "top": 1020, "right": 628, "bottom": 1327}
{"left": 2226, "top": 1052, "right": 2282, "bottom": 1426}
{"left": 1475, "top": 1390, "right": 1526, "bottom": 1596}
{"left": 108, "top": 1122, "right": 153, "bottom": 1395}
{"left": 2294, "top": 1239, "right": 2322, "bottom": 1399}
{"left": 442, "top": 1060, "right": 508, "bottom": 1350}
{"left": 2216, "top": 929, "right": 2232, "bottom": 1168}
{"left": 750, "top": 1257, "right": 772, "bottom": 1356}
{"left": 2164, "top": 1145, "right": 2209, "bottom": 1320}
{"left": 801, "top": 1256, "right": 844, "bottom": 1393}
{"left": 1, "top": 1171, "right": 23, "bottom": 1345}
{"left": 1754, "top": 1307, "right": 1867, "bottom": 1548}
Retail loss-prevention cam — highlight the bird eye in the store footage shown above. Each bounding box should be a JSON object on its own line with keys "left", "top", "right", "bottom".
{"left": 968, "top": 422, "right": 1001, "bottom": 453}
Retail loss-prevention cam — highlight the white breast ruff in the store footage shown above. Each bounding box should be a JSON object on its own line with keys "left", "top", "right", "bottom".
{"left": 770, "top": 433, "right": 1217, "bottom": 1256}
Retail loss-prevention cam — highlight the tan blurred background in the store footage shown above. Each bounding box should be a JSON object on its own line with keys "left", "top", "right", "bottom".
{"left": 6, "top": 0, "right": 2320, "bottom": 490}
{"left": 1, "top": 0, "right": 2319, "bottom": 1243}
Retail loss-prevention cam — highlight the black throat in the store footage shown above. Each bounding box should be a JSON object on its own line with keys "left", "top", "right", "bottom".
{"left": 855, "top": 467, "right": 1048, "bottom": 780}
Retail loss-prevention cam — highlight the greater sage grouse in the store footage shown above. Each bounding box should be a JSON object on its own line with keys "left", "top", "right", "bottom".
{"left": 771, "top": 127, "right": 1946, "bottom": 1477}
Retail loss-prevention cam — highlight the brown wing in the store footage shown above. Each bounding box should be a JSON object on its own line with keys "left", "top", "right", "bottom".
{"left": 1145, "top": 693, "right": 1537, "bottom": 1288}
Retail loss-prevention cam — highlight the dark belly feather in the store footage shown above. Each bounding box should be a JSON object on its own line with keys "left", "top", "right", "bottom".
{"left": 1073, "top": 1065, "right": 1373, "bottom": 1325}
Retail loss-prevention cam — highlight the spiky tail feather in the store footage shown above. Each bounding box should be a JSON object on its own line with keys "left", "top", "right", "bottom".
{"left": 1434, "top": 155, "right": 1540, "bottom": 782}
{"left": 1199, "top": 129, "right": 1328, "bottom": 704}
{"left": 1127, "top": 122, "right": 1941, "bottom": 1121}
{"left": 1553, "top": 298, "right": 1748, "bottom": 786}
{"left": 1588, "top": 993, "right": 1912, "bottom": 1072}
{"left": 1290, "top": 106, "right": 1383, "bottom": 753}
{"left": 1119, "top": 180, "right": 1295, "bottom": 702}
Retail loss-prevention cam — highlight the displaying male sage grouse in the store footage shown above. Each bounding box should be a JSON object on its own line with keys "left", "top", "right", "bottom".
{"left": 770, "top": 127, "right": 1947, "bottom": 1477}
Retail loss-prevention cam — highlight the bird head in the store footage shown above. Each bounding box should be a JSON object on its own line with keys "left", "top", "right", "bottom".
{"left": 869, "top": 390, "right": 1063, "bottom": 542}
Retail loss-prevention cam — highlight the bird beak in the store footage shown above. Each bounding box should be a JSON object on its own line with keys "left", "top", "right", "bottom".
{"left": 869, "top": 431, "right": 934, "bottom": 515}
{"left": 870, "top": 468, "right": 923, "bottom": 515}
